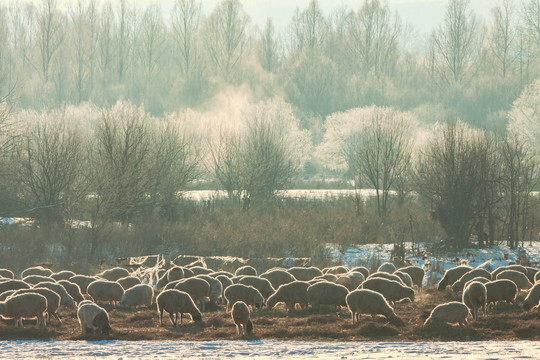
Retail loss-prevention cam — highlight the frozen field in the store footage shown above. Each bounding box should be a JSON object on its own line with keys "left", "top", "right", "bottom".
{"left": 2, "top": 340, "right": 540, "bottom": 359}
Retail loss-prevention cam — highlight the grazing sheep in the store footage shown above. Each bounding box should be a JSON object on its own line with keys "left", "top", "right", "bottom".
{"left": 235, "top": 265, "right": 257, "bottom": 277}
{"left": 21, "top": 266, "right": 53, "bottom": 278}
{"left": 460, "top": 277, "right": 490, "bottom": 294}
{"left": 367, "top": 272, "right": 405, "bottom": 286}
{"left": 437, "top": 265, "right": 473, "bottom": 291}
{"left": 189, "top": 266, "right": 213, "bottom": 276}
{"left": 267, "top": 281, "right": 310, "bottom": 311}
{"left": 174, "top": 278, "right": 210, "bottom": 311}
{"left": 87, "top": 280, "right": 124, "bottom": 304}
{"left": 346, "top": 289, "right": 402, "bottom": 325}
{"left": 120, "top": 284, "right": 154, "bottom": 308}
{"left": 451, "top": 268, "right": 492, "bottom": 294}
{"left": 496, "top": 270, "right": 533, "bottom": 291}
{"left": 462, "top": 281, "right": 487, "bottom": 321}
{"left": 224, "top": 284, "right": 265, "bottom": 312}
{"left": 313, "top": 274, "right": 338, "bottom": 283}
{"left": 167, "top": 266, "right": 185, "bottom": 282}
{"left": 210, "top": 271, "right": 234, "bottom": 278}
{"left": 525, "top": 267, "right": 539, "bottom": 284}
{"left": 22, "top": 275, "right": 54, "bottom": 286}
{"left": 287, "top": 267, "right": 323, "bottom": 281}
{"left": 164, "top": 280, "right": 184, "bottom": 290}
{"left": 156, "top": 289, "right": 202, "bottom": 326}
{"left": 183, "top": 267, "right": 195, "bottom": 278}
{"left": 398, "top": 266, "right": 425, "bottom": 293}
{"left": 0, "top": 293, "right": 47, "bottom": 329}
{"left": 69, "top": 275, "right": 97, "bottom": 294}
{"left": 336, "top": 272, "right": 365, "bottom": 291}
{"left": 377, "top": 262, "right": 397, "bottom": 274}
{"left": 156, "top": 272, "right": 169, "bottom": 289}
{"left": 0, "top": 290, "right": 15, "bottom": 301}
{"left": 232, "top": 301, "right": 253, "bottom": 336}
{"left": 195, "top": 275, "right": 223, "bottom": 304}
{"left": 97, "top": 267, "right": 130, "bottom": 282}
{"left": 323, "top": 266, "right": 349, "bottom": 275}
{"left": 424, "top": 301, "right": 470, "bottom": 328}
{"left": 308, "top": 278, "right": 324, "bottom": 285}
{"left": 393, "top": 271, "right": 413, "bottom": 288}
{"left": 350, "top": 266, "right": 370, "bottom": 279}
{"left": 57, "top": 280, "right": 85, "bottom": 304}
{"left": 117, "top": 276, "right": 142, "bottom": 290}
{"left": 307, "top": 282, "right": 349, "bottom": 310}
{"left": 77, "top": 301, "right": 111, "bottom": 336}
{"left": 0, "top": 280, "right": 30, "bottom": 294}
{"left": 51, "top": 271, "right": 76, "bottom": 281}
{"left": 238, "top": 276, "right": 275, "bottom": 300}
{"left": 215, "top": 275, "right": 233, "bottom": 296}
{"left": 523, "top": 283, "right": 540, "bottom": 311}
{"left": 260, "top": 269, "right": 296, "bottom": 290}
{"left": 491, "top": 265, "right": 528, "bottom": 280}
{"left": 485, "top": 279, "right": 518, "bottom": 306}
{"left": 0, "top": 269, "right": 14, "bottom": 279}
{"left": 36, "top": 282, "right": 76, "bottom": 309}
{"left": 13, "top": 287, "right": 62, "bottom": 325}
{"left": 360, "top": 278, "right": 415, "bottom": 305}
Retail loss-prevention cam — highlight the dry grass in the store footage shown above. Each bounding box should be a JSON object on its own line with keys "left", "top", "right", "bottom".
{"left": 1, "top": 287, "right": 539, "bottom": 342}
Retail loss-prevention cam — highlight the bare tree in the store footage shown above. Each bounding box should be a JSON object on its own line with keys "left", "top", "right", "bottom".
{"left": 287, "top": 0, "right": 328, "bottom": 53}
{"left": 171, "top": 0, "right": 202, "bottom": 76}
{"left": 259, "top": 18, "right": 280, "bottom": 72}
{"left": 488, "top": 0, "right": 516, "bottom": 79}
{"left": 36, "top": 0, "right": 64, "bottom": 82}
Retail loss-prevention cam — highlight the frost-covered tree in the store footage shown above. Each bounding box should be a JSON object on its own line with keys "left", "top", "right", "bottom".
{"left": 508, "top": 78, "right": 540, "bottom": 148}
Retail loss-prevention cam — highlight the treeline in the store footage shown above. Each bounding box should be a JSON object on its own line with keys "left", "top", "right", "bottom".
{"left": 0, "top": 0, "right": 540, "bottom": 128}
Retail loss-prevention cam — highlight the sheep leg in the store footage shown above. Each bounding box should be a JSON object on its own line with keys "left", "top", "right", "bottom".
{"left": 463, "top": 319, "right": 469, "bottom": 328}
{"left": 236, "top": 324, "right": 241, "bottom": 335}
{"left": 53, "top": 312, "right": 62, "bottom": 326}
{"left": 482, "top": 305, "right": 486, "bottom": 320}
{"left": 350, "top": 311, "right": 355, "bottom": 324}
{"left": 168, "top": 312, "right": 176, "bottom": 327}
{"left": 159, "top": 309, "right": 164, "bottom": 326}
{"left": 180, "top": 313, "right": 183, "bottom": 325}
{"left": 200, "top": 298, "right": 206, "bottom": 312}
{"left": 371, "top": 314, "right": 376, "bottom": 321}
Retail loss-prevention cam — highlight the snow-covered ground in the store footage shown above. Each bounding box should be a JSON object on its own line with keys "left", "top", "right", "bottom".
{"left": 1, "top": 340, "right": 539, "bottom": 359}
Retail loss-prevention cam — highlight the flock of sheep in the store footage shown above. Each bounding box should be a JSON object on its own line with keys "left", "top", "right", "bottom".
{"left": 0, "top": 260, "right": 539, "bottom": 337}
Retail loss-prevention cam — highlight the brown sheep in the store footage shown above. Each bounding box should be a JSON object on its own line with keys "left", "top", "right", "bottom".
{"left": 57, "top": 280, "right": 85, "bottom": 304}
{"left": 462, "top": 281, "right": 487, "bottom": 321}
{"left": 120, "top": 284, "right": 154, "bottom": 308}
{"left": 307, "top": 282, "right": 349, "bottom": 310}
{"left": 224, "top": 284, "right": 265, "bottom": 312}
{"left": 485, "top": 279, "right": 518, "bottom": 306}
{"left": 12, "top": 287, "right": 62, "bottom": 325}
{"left": 360, "top": 278, "right": 414, "bottom": 305}
{"left": 260, "top": 269, "right": 296, "bottom": 290}
{"left": 0, "top": 293, "right": 47, "bottom": 329}
{"left": 346, "top": 289, "right": 402, "bottom": 325}
{"left": 266, "top": 281, "right": 310, "bottom": 311}
{"left": 438, "top": 265, "right": 473, "bottom": 291}
{"left": 97, "top": 267, "right": 130, "bottom": 282}
{"left": 238, "top": 276, "right": 275, "bottom": 300}
{"left": 496, "top": 270, "right": 533, "bottom": 291}
{"left": 87, "top": 280, "right": 124, "bottom": 305}
{"left": 232, "top": 301, "right": 253, "bottom": 336}
{"left": 424, "top": 301, "right": 470, "bottom": 328}
{"left": 174, "top": 278, "right": 210, "bottom": 311}
{"left": 69, "top": 275, "right": 97, "bottom": 294}
{"left": 117, "top": 276, "right": 142, "bottom": 290}
{"left": 451, "top": 268, "right": 492, "bottom": 294}
{"left": 398, "top": 266, "right": 425, "bottom": 293}
{"left": 156, "top": 289, "right": 202, "bottom": 327}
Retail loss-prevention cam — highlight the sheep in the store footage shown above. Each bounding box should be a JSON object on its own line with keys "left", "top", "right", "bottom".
{"left": 313, "top": 274, "right": 338, "bottom": 283}
{"left": 235, "top": 265, "right": 257, "bottom": 277}
{"left": 287, "top": 267, "right": 323, "bottom": 281}
{"left": 393, "top": 271, "right": 413, "bottom": 288}
{"left": 174, "top": 278, "right": 210, "bottom": 311}
{"left": 451, "top": 268, "right": 492, "bottom": 294}
{"left": 424, "top": 301, "right": 470, "bottom": 328}
{"left": 367, "top": 272, "right": 405, "bottom": 286}
{"left": 260, "top": 269, "right": 296, "bottom": 290}
{"left": 224, "top": 284, "right": 265, "bottom": 312}
{"left": 307, "top": 282, "right": 349, "bottom": 310}
{"left": 238, "top": 276, "right": 275, "bottom": 300}
{"left": 0, "top": 290, "right": 15, "bottom": 301}
{"left": 0, "top": 269, "right": 14, "bottom": 279}
{"left": 156, "top": 272, "right": 169, "bottom": 289}
{"left": 398, "top": 266, "right": 425, "bottom": 293}
{"left": 210, "top": 271, "right": 234, "bottom": 278}
{"left": 69, "top": 275, "right": 97, "bottom": 294}
{"left": 164, "top": 280, "right": 183, "bottom": 290}
{"left": 496, "top": 270, "right": 533, "bottom": 291}
{"left": 189, "top": 266, "right": 213, "bottom": 276}
{"left": 36, "top": 282, "right": 76, "bottom": 309}
{"left": 0, "top": 293, "right": 47, "bottom": 329}
{"left": 534, "top": 271, "right": 540, "bottom": 284}
{"left": 336, "top": 272, "right": 365, "bottom": 291}
{"left": 346, "top": 289, "right": 402, "bottom": 325}
{"left": 21, "top": 266, "right": 53, "bottom": 278}
{"left": 167, "top": 266, "right": 185, "bottom": 282}
{"left": 351, "top": 266, "right": 370, "bottom": 279}
{"left": 13, "top": 287, "right": 62, "bottom": 325}
{"left": 77, "top": 301, "right": 111, "bottom": 336}
{"left": 183, "top": 267, "right": 195, "bottom": 278}
{"left": 117, "top": 276, "right": 142, "bottom": 290}
{"left": 377, "top": 262, "right": 396, "bottom": 274}
{"left": 462, "top": 281, "right": 487, "bottom": 321}
{"left": 120, "top": 284, "right": 154, "bottom": 308}
{"left": 216, "top": 275, "right": 233, "bottom": 296}
{"left": 0, "top": 280, "right": 30, "bottom": 294}
{"left": 267, "top": 281, "right": 310, "bottom": 311}
{"left": 360, "top": 278, "right": 415, "bottom": 305}
{"left": 232, "top": 301, "right": 253, "bottom": 336}
{"left": 523, "top": 283, "right": 540, "bottom": 311}
{"left": 22, "top": 275, "right": 54, "bottom": 286}
{"left": 57, "top": 280, "right": 85, "bottom": 304}
{"left": 437, "top": 265, "right": 473, "bottom": 291}
{"left": 97, "top": 267, "right": 130, "bottom": 282}
{"left": 491, "top": 265, "right": 528, "bottom": 280}
{"left": 87, "top": 280, "right": 124, "bottom": 304}
{"left": 323, "top": 266, "right": 349, "bottom": 275}
{"left": 485, "top": 279, "right": 518, "bottom": 306}
{"left": 460, "top": 277, "right": 490, "bottom": 293}
{"left": 525, "top": 266, "right": 539, "bottom": 284}
{"left": 156, "top": 289, "right": 202, "bottom": 326}
{"left": 195, "top": 275, "right": 223, "bottom": 304}
{"left": 51, "top": 270, "right": 76, "bottom": 281}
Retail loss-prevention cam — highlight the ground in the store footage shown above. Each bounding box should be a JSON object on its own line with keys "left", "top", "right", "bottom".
{"left": 1, "top": 287, "right": 540, "bottom": 342}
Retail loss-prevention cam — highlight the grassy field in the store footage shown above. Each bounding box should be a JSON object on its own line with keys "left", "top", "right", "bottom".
{"left": 1, "top": 287, "right": 539, "bottom": 342}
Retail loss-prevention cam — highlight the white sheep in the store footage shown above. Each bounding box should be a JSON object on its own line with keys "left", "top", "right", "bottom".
{"left": 496, "top": 270, "right": 533, "bottom": 291}
{"left": 87, "top": 280, "right": 124, "bottom": 305}
{"left": 235, "top": 265, "right": 257, "bottom": 277}
{"left": 485, "top": 279, "right": 517, "bottom": 306}
{"left": 451, "top": 268, "right": 492, "bottom": 294}
{"left": 174, "top": 278, "right": 210, "bottom": 311}
{"left": 0, "top": 293, "right": 47, "bottom": 329}
{"left": 36, "top": 282, "right": 76, "bottom": 309}
{"left": 195, "top": 275, "right": 223, "bottom": 304}
{"left": 117, "top": 276, "right": 142, "bottom": 290}
{"left": 307, "top": 281, "right": 349, "bottom": 310}
{"left": 462, "top": 281, "right": 487, "bottom": 321}
{"left": 224, "top": 284, "right": 265, "bottom": 312}
{"left": 398, "top": 266, "right": 425, "bottom": 293}
{"left": 367, "top": 272, "right": 405, "bottom": 286}
{"left": 393, "top": 271, "right": 413, "bottom": 288}
{"left": 238, "top": 276, "right": 275, "bottom": 300}
{"left": 12, "top": 287, "right": 62, "bottom": 325}
{"left": 260, "top": 269, "right": 296, "bottom": 290}
{"left": 336, "top": 272, "right": 365, "bottom": 291}
{"left": 424, "top": 301, "right": 470, "bottom": 328}
{"left": 346, "top": 289, "right": 402, "bottom": 325}
{"left": 69, "top": 275, "right": 97, "bottom": 294}
{"left": 120, "top": 284, "right": 154, "bottom": 308}
{"left": 77, "top": 301, "right": 112, "bottom": 336}
{"left": 156, "top": 289, "right": 202, "bottom": 327}
{"left": 57, "top": 280, "right": 85, "bottom": 304}
{"left": 232, "top": 301, "right": 253, "bottom": 336}
{"left": 437, "top": 265, "right": 473, "bottom": 291}
{"left": 360, "top": 278, "right": 415, "bottom": 305}
{"left": 267, "top": 281, "right": 310, "bottom": 311}
{"left": 491, "top": 265, "right": 528, "bottom": 280}
{"left": 97, "top": 267, "right": 130, "bottom": 282}
{"left": 523, "top": 282, "right": 540, "bottom": 311}
{"left": 287, "top": 267, "right": 323, "bottom": 281}
{"left": 377, "top": 262, "right": 396, "bottom": 274}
